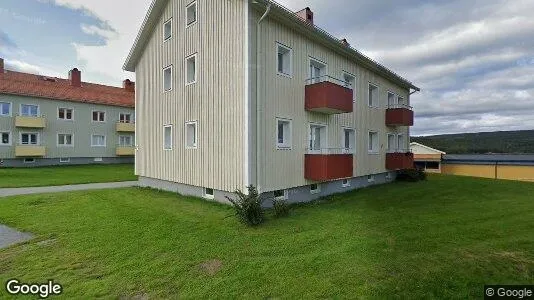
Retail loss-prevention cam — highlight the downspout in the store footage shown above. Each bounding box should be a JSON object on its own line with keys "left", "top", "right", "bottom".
{"left": 256, "top": 2, "right": 271, "bottom": 193}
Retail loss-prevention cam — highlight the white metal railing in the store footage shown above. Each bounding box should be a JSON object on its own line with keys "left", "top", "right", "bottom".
{"left": 16, "top": 113, "right": 45, "bottom": 118}
{"left": 386, "top": 103, "right": 412, "bottom": 110}
{"left": 305, "top": 75, "right": 353, "bottom": 89}
{"left": 306, "top": 147, "right": 354, "bottom": 155}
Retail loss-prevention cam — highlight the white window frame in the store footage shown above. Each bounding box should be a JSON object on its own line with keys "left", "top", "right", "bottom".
{"left": 397, "top": 134, "right": 405, "bottom": 151}
{"left": 368, "top": 83, "right": 379, "bottom": 108}
{"left": 163, "top": 124, "right": 173, "bottom": 151}
{"left": 91, "top": 134, "right": 106, "bottom": 147}
{"left": 57, "top": 133, "right": 74, "bottom": 147}
{"left": 387, "top": 133, "right": 397, "bottom": 152}
{"left": 186, "top": 1, "right": 198, "bottom": 28}
{"left": 273, "top": 189, "right": 287, "bottom": 200}
{"left": 58, "top": 107, "right": 74, "bottom": 121}
{"left": 163, "top": 18, "right": 172, "bottom": 42}
{"left": 367, "top": 175, "right": 375, "bottom": 183}
{"left": 20, "top": 104, "right": 39, "bottom": 117}
{"left": 276, "top": 43, "right": 293, "bottom": 78}
{"left": 0, "top": 131, "right": 11, "bottom": 146}
{"left": 276, "top": 118, "right": 292, "bottom": 150}
{"left": 119, "top": 135, "right": 133, "bottom": 147}
{"left": 119, "top": 113, "right": 132, "bottom": 123}
{"left": 368, "top": 131, "right": 379, "bottom": 154}
{"left": 163, "top": 65, "right": 173, "bottom": 92}
{"left": 342, "top": 71, "right": 357, "bottom": 102}
{"left": 185, "top": 121, "right": 198, "bottom": 149}
{"left": 342, "top": 178, "right": 351, "bottom": 188}
{"left": 19, "top": 132, "right": 39, "bottom": 145}
{"left": 398, "top": 95, "right": 406, "bottom": 106}
{"left": 310, "top": 183, "right": 321, "bottom": 194}
{"left": 204, "top": 187, "right": 214, "bottom": 199}
{"left": 0, "top": 101, "right": 12, "bottom": 117}
{"left": 59, "top": 157, "right": 71, "bottom": 163}
{"left": 308, "top": 57, "right": 328, "bottom": 84}
{"left": 91, "top": 110, "right": 106, "bottom": 123}
{"left": 94, "top": 157, "right": 103, "bottom": 162}
{"left": 387, "top": 91, "right": 397, "bottom": 107}
{"left": 342, "top": 127, "right": 355, "bottom": 154}
{"left": 23, "top": 158, "right": 36, "bottom": 164}
{"left": 185, "top": 53, "right": 197, "bottom": 85}
{"left": 308, "top": 123, "right": 328, "bottom": 154}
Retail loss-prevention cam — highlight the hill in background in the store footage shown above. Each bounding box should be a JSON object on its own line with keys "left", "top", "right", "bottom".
{"left": 411, "top": 130, "right": 534, "bottom": 154}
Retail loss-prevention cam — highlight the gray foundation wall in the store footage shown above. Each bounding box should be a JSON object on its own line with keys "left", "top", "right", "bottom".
{"left": 0, "top": 157, "right": 134, "bottom": 168}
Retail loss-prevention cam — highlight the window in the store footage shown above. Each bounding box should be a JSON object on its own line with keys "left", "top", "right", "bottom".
{"left": 1, "top": 132, "right": 10, "bottom": 145}
{"left": 342, "top": 179, "right": 350, "bottom": 188}
{"left": 309, "top": 124, "right": 327, "bottom": 153}
{"left": 426, "top": 162, "right": 440, "bottom": 170}
{"left": 120, "top": 113, "right": 132, "bottom": 123}
{"left": 277, "top": 43, "right": 292, "bottom": 76}
{"left": 94, "top": 157, "right": 103, "bottom": 162}
{"left": 310, "top": 184, "right": 320, "bottom": 194}
{"left": 185, "top": 121, "right": 197, "bottom": 148}
{"left": 163, "top": 18, "right": 172, "bottom": 41}
{"left": 398, "top": 96, "right": 406, "bottom": 106}
{"left": 186, "top": 54, "right": 197, "bottom": 85}
{"left": 92, "top": 111, "right": 105, "bottom": 122}
{"left": 367, "top": 175, "right": 375, "bottom": 183}
{"left": 20, "top": 133, "right": 38, "bottom": 145}
{"left": 397, "top": 134, "right": 405, "bottom": 151}
{"left": 119, "top": 135, "right": 133, "bottom": 146}
{"left": 368, "top": 83, "right": 379, "bottom": 107}
{"left": 343, "top": 72, "right": 356, "bottom": 101}
{"left": 274, "top": 190, "right": 286, "bottom": 200}
{"left": 0, "top": 102, "right": 11, "bottom": 116}
{"left": 368, "top": 131, "right": 379, "bottom": 153}
{"left": 186, "top": 1, "right": 197, "bottom": 26}
{"left": 21, "top": 104, "right": 38, "bottom": 117}
{"left": 164, "top": 125, "right": 173, "bottom": 150}
{"left": 163, "top": 65, "right": 173, "bottom": 91}
{"left": 23, "top": 158, "right": 36, "bottom": 164}
{"left": 342, "top": 128, "right": 355, "bottom": 154}
{"left": 58, "top": 108, "right": 73, "bottom": 120}
{"left": 58, "top": 134, "right": 73, "bottom": 147}
{"left": 91, "top": 135, "right": 106, "bottom": 147}
{"left": 387, "top": 92, "right": 396, "bottom": 107}
{"left": 387, "top": 133, "right": 396, "bottom": 152}
{"left": 59, "top": 158, "right": 71, "bottom": 163}
{"left": 204, "top": 188, "right": 214, "bottom": 199}
{"left": 276, "top": 118, "right": 292, "bottom": 149}
{"left": 309, "top": 58, "right": 327, "bottom": 84}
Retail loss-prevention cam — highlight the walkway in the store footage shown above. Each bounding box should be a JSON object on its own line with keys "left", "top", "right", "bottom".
{"left": 0, "top": 225, "right": 33, "bottom": 249}
{"left": 0, "top": 181, "right": 138, "bottom": 198}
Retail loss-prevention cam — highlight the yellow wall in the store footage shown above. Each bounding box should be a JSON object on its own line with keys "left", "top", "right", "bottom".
{"left": 442, "top": 164, "right": 534, "bottom": 182}
{"left": 497, "top": 165, "right": 534, "bottom": 182}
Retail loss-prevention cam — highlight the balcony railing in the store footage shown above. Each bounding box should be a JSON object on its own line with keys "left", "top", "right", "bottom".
{"left": 386, "top": 104, "right": 413, "bottom": 126}
{"left": 305, "top": 148, "right": 354, "bottom": 181}
{"left": 386, "top": 151, "right": 414, "bottom": 170}
{"left": 305, "top": 75, "right": 353, "bottom": 114}
{"left": 116, "top": 145, "right": 135, "bottom": 156}
{"left": 15, "top": 114, "right": 46, "bottom": 128}
{"left": 15, "top": 145, "right": 46, "bottom": 157}
{"left": 116, "top": 122, "right": 135, "bottom": 132}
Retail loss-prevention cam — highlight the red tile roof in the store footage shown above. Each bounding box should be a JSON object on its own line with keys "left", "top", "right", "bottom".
{"left": 0, "top": 70, "right": 134, "bottom": 108}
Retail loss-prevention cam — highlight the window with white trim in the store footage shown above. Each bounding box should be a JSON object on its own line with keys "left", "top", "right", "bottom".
{"left": 59, "top": 157, "right": 71, "bottom": 163}
{"left": 310, "top": 184, "right": 320, "bottom": 194}
{"left": 185, "top": 121, "right": 197, "bottom": 148}
{"left": 276, "top": 118, "right": 292, "bottom": 149}
{"left": 58, "top": 134, "right": 73, "bottom": 146}
{"left": 1, "top": 132, "right": 10, "bottom": 145}
{"left": 368, "top": 131, "right": 379, "bottom": 153}
{"left": 186, "top": 1, "right": 197, "bottom": 26}
{"left": 94, "top": 157, "right": 103, "bottom": 162}
{"left": 273, "top": 190, "right": 287, "bottom": 200}
{"left": 58, "top": 108, "right": 73, "bottom": 120}
{"left": 186, "top": 54, "right": 197, "bottom": 84}
{"left": 204, "top": 188, "right": 214, "bottom": 199}
{"left": 163, "top": 18, "right": 172, "bottom": 41}
{"left": 368, "top": 83, "right": 379, "bottom": 107}
{"left": 119, "top": 113, "right": 132, "bottom": 123}
{"left": 277, "top": 43, "right": 292, "bottom": 76}
{"left": 342, "top": 128, "right": 355, "bottom": 154}
{"left": 20, "top": 133, "right": 39, "bottom": 145}
{"left": 309, "top": 58, "right": 327, "bottom": 84}
{"left": 343, "top": 72, "right": 356, "bottom": 101}
{"left": 309, "top": 124, "right": 327, "bottom": 153}
{"left": 397, "top": 134, "right": 405, "bottom": 151}
{"left": 92, "top": 111, "right": 105, "bottom": 122}
{"left": 164, "top": 125, "right": 173, "bottom": 150}
{"left": 119, "top": 135, "right": 133, "bottom": 146}
{"left": 367, "top": 175, "right": 375, "bottom": 182}
{"left": 163, "top": 65, "right": 173, "bottom": 91}
{"left": 387, "top": 92, "right": 396, "bottom": 107}
{"left": 342, "top": 179, "right": 350, "bottom": 187}
{"left": 21, "top": 104, "right": 38, "bottom": 117}
{"left": 398, "top": 96, "right": 406, "bottom": 106}
{"left": 23, "top": 158, "right": 36, "bottom": 164}
{"left": 0, "top": 102, "right": 11, "bottom": 116}
{"left": 387, "top": 133, "right": 396, "bottom": 152}
{"left": 91, "top": 135, "right": 106, "bottom": 147}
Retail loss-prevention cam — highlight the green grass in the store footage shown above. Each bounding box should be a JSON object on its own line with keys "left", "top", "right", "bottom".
{"left": 0, "top": 175, "right": 533, "bottom": 298}
{"left": 0, "top": 164, "right": 136, "bottom": 188}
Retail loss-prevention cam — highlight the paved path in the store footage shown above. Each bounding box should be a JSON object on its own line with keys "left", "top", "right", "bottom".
{"left": 0, "top": 181, "right": 138, "bottom": 198}
{"left": 0, "top": 225, "right": 33, "bottom": 249}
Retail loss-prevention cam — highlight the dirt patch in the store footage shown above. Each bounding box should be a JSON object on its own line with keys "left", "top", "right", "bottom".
{"left": 198, "top": 259, "right": 223, "bottom": 276}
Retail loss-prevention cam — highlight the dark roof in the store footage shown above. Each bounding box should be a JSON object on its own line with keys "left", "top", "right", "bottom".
{"left": 443, "top": 154, "right": 534, "bottom": 165}
{"left": 0, "top": 70, "right": 134, "bottom": 108}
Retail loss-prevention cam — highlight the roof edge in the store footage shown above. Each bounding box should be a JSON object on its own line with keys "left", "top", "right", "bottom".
{"left": 410, "top": 142, "right": 446, "bottom": 154}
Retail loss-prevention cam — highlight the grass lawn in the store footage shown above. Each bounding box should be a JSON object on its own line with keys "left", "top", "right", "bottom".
{"left": 0, "top": 164, "right": 136, "bottom": 188}
{"left": 0, "top": 175, "right": 533, "bottom": 298}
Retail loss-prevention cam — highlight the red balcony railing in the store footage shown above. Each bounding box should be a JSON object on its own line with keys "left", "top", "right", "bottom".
{"left": 386, "top": 151, "right": 414, "bottom": 170}
{"left": 305, "top": 149, "right": 353, "bottom": 181}
{"left": 386, "top": 104, "right": 414, "bottom": 126}
{"left": 305, "top": 76, "right": 353, "bottom": 114}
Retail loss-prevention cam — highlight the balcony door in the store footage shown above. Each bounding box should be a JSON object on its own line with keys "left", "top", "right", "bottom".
{"left": 387, "top": 133, "right": 396, "bottom": 152}
{"left": 309, "top": 58, "right": 326, "bottom": 84}
{"left": 309, "top": 124, "right": 327, "bottom": 154}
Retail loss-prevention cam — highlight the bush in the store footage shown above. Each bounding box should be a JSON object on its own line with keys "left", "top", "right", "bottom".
{"left": 272, "top": 199, "right": 290, "bottom": 217}
{"left": 226, "top": 185, "right": 265, "bottom": 226}
{"left": 396, "top": 169, "right": 427, "bottom": 182}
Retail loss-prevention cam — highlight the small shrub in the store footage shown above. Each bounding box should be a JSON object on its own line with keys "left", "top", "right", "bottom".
{"left": 396, "top": 169, "right": 427, "bottom": 182}
{"left": 226, "top": 185, "right": 264, "bottom": 226}
{"left": 272, "top": 199, "right": 290, "bottom": 217}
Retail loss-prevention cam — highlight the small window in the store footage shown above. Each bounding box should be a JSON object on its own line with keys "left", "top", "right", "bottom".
{"left": 119, "top": 135, "right": 133, "bottom": 146}
{"left": 277, "top": 43, "right": 292, "bottom": 76}
{"left": 59, "top": 157, "right": 71, "bottom": 163}
{"left": 310, "top": 184, "right": 320, "bottom": 194}
{"left": 164, "top": 125, "right": 173, "bottom": 150}
{"left": 186, "top": 1, "right": 197, "bottom": 26}
{"left": 368, "top": 83, "right": 379, "bottom": 107}
{"left": 186, "top": 54, "right": 197, "bottom": 85}
{"left": 398, "top": 96, "right": 406, "bottom": 106}
{"left": 367, "top": 175, "right": 375, "bottom": 183}
{"left": 23, "top": 158, "right": 36, "bottom": 164}
{"left": 1, "top": 132, "right": 11, "bottom": 145}
{"left": 91, "top": 135, "right": 106, "bottom": 147}
{"left": 204, "top": 188, "right": 214, "bottom": 199}
{"left": 387, "top": 92, "right": 396, "bottom": 107}
{"left": 58, "top": 108, "right": 73, "bottom": 120}
{"left": 0, "top": 102, "right": 12, "bottom": 116}
{"left": 92, "top": 111, "right": 105, "bottom": 122}
{"left": 185, "top": 121, "right": 197, "bottom": 148}
{"left": 94, "top": 157, "right": 103, "bottom": 162}
{"left": 276, "top": 118, "right": 292, "bottom": 149}
{"left": 120, "top": 113, "right": 132, "bottom": 123}
{"left": 274, "top": 190, "right": 286, "bottom": 200}
{"left": 426, "top": 162, "right": 440, "bottom": 170}
{"left": 342, "top": 128, "right": 355, "bottom": 154}
{"left": 342, "top": 179, "right": 350, "bottom": 187}
{"left": 21, "top": 104, "right": 39, "bottom": 117}
{"left": 163, "top": 18, "right": 172, "bottom": 41}
{"left": 368, "top": 131, "right": 379, "bottom": 154}
{"left": 21, "top": 133, "right": 38, "bottom": 145}
{"left": 163, "top": 65, "right": 173, "bottom": 91}
{"left": 58, "top": 134, "right": 73, "bottom": 146}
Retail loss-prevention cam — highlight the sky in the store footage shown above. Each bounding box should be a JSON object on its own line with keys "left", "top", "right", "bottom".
{"left": 1, "top": 0, "right": 533, "bottom": 136}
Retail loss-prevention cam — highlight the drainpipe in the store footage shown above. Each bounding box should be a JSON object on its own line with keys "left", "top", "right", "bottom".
{"left": 256, "top": 2, "right": 271, "bottom": 193}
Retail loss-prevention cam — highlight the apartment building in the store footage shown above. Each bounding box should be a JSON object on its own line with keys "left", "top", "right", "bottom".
{"left": 124, "top": 0, "right": 419, "bottom": 203}
{"left": 0, "top": 58, "right": 135, "bottom": 167}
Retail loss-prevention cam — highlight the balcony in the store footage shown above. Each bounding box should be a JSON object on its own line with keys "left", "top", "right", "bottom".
{"left": 15, "top": 116, "right": 46, "bottom": 128}
{"left": 305, "top": 149, "right": 353, "bottom": 181}
{"left": 15, "top": 145, "right": 46, "bottom": 157}
{"left": 116, "top": 122, "right": 135, "bottom": 132}
{"left": 386, "top": 151, "right": 414, "bottom": 170}
{"left": 116, "top": 146, "right": 135, "bottom": 156}
{"left": 305, "top": 76, "right": 353, "bottom": 114}
{"left": 386, "top": 104, "right": 414, "bottom": 126}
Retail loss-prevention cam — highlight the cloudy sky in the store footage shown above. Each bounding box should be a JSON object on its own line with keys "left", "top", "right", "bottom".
{"left": 1, "top": 0, "right": 533, "bottom": 136}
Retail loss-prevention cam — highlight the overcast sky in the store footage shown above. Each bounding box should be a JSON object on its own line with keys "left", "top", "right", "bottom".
{"left": 1, "top": 0, "right": 533, "bottom": 136}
